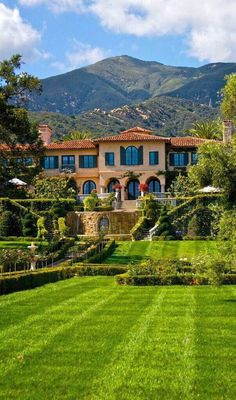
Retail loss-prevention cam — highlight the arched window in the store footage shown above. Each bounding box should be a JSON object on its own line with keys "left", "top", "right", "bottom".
{"left": 83, "top": 180, "right": 96, "bottom": 194}
{"left": 126, "top": 146, "right": 138, "bottom": 165}
{"left": 148, "top": 178, "right": 161, "bottom": 193}
{"left": 107, "top": 179, "right": 119, "bottom": 193}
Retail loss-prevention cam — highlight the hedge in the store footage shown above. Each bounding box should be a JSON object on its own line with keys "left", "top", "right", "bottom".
{"left": 86, "top": 240, "right": 116, "bottom": 263}
{"left": 0, "top": 263, "right": 126, "bottom": 295}
{"left": 115, "top": 272, "right": 236, "bottom": 286}
{"left": 130, "top": 217, "right": 149, "bottom": 240}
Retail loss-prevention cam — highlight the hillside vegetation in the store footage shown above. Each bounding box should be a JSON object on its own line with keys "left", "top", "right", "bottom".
{"left": 28, "top": 55, "right": 236, "bottom": 115}
{"left": 29, "top": 96, "right": 218, "bottom": 139}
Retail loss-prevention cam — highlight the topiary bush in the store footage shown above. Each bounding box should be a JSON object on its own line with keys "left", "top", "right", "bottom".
{"left": 22, "top": 213, "right": 37, "bottom": 237}
{"left": 156, "top": 206, "right": 175, "bottom": 239}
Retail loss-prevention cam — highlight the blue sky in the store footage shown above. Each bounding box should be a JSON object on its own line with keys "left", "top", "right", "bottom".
{"left": 1, "top": 0, "right": 236, "bottom": 78}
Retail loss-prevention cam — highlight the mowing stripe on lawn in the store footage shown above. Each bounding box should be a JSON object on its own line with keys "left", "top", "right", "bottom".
{"left": 0, "top": 277, "right": 99, "bottom": 332}
{"left": 87, "top": 288, "right": 166, "bottom": 400}
{"left": 0, "top": 279, "right": 123, "bottom": 379}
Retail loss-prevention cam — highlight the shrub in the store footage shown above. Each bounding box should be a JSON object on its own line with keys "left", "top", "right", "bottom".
{"left": 0, "top": 211, "right": 22, "bottom": 237}
{"left": 84, "top": 193, "right": 98, "bottom": 211}
{"left": 22, "top": 213, "right": 37, "bottom": 237}
{"left": 187, "top": 206, "right": 213, "bottom": 237}
{"left": 156, "top": 206, "right": 176, "bottom": 238}
{"left": 86, "top": 240, "right": 116, "bottom": 263}
{"left": 130, "top": 217, "right": 149, "bottom": 240}
{"left": 58, "top": 217, "right": 67, "bottom": 238}
{"left": 37, "top": 217, "right": 48, "bottom": 240}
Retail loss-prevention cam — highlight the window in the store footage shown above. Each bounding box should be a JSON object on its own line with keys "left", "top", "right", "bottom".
{"left": 79, "top": 155, "right": 97, "bottom": 168}
{"left": 105, "top": 152, "right": 114, "bottom": 166}
{"left": 191, "top": 152, "right": 198, "bottom": 165}
{"left": 149, "top": 151, "right": 159, "bottom": 165}
{"left": 120, "top": 146, "right": 143, "bottom": 165}
{"left": 169, "top": 153, "right": 189, "bottom": 167}
{"left": 83, "top": 180, "right": 96, "bottom": 194}
{"left": 61, "top": 155, "right": 75, "bottom": 171}
{"left": 148, "top": 178, "right": 161, "bottom": 193}
{"left": 42, "top": 156, "right": 58, "bottom": 169}
{"left": 107, "top": 179, "right": 119, "bottom": 193}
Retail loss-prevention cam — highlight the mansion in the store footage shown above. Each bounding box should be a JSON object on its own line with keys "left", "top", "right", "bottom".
{"left": 39, "top": 125, "right": 206, "bottom": 201}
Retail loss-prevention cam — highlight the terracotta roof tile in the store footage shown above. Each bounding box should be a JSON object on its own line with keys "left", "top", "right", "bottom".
{"left": 170, "top": 137, "right": 210, "bottom": 147}
{"left": 45, "top": 139, "right": 96, "bottom": 150}
{"left": 94, "top": 129, "right": 169, "bottom": 143}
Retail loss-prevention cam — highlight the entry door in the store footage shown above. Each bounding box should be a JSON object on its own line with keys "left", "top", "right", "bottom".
{"left": 128, "top": 180, "right": 139, "bottom": 200}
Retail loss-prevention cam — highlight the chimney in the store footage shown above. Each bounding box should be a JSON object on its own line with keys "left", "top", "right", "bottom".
{"left": 38, "top": 124, "right": 52, "bottom": 145}
{"left": 223, "top": 120, "right": 233, "bottom": 143}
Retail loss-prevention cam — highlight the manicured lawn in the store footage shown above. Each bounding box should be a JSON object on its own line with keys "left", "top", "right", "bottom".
{"left": 0, "top": 241, "right": 47, "bottom": 249}
{"left": 104, "top": 240, "right": 220, "bottom": 264}
{"left": 0, "top": 277, "right": 235, "bottom": 399}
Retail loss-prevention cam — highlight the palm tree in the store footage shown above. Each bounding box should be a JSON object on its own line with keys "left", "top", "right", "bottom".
{"left": 185, "top": 120, "right": 222, "bottom": 140}
{"left": 64, "top": 130, "right": 92, "bottom": 141}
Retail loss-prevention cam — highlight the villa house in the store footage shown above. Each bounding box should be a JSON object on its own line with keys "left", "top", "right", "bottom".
{"left": 40, "top": 125, "right": 207, "bottom": 201}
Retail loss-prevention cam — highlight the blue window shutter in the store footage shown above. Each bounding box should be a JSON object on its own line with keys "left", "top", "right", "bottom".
{"left": 155, "top": 152, "right": 159, "bottom": 164}
{"left": 138, "top": 146, "right": 143, "bottom": 165}
{"left": 170, "top": 153, "right": 175, "bottom": 166}
{"left": 105, "top": 153, "right": 109, "bottom": 166}
{"left": 79, "top": 156, "right": 84, "bottom": 168}
{"left": 120, "top": 146, "right": 126, "bottom": 165}
{"left": 93, "top": 156, "right": 97, "bottom": 168}
{"left": 54, "top": 156, "right": 58, "bottom": 169}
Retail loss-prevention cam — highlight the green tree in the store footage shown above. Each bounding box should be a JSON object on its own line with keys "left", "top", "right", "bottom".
{"left": 33, "top": 174, "right": 76, "bottom": 199}
{"left": 188, "top": 139, "right": 236, "bottom": 204}
{"left": 0, "top": 55, "right": 43, "bottom": 194}
{"left": 185, "top": 120, "right": 222, "bottom": 139}
{"left": 221, "top": 73, "right": 236, "bottom": 121}
{"left": 64, "top": 130, "right": 92, "bottom": 141}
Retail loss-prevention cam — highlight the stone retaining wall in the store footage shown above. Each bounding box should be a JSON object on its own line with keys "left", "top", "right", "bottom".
{"left": 66, "top": 210, "right": 140, "bottom": 236}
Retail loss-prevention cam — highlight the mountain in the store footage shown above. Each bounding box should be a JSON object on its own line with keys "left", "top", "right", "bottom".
{"left": 28, "top": 55, "right": 236, "bottom": 115}
{"left": 29, "top": 96, "right": 218, "bottom": 139}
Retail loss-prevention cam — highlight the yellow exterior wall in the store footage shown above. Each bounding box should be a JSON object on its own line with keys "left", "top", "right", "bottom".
{"left": 43, "top": 141, "right": 167, "bottom": 194}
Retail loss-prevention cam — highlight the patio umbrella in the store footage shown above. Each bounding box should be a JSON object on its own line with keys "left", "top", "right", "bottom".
{"left": 8, "top": 178, "right": 27, "bottom": 186}
{"left": 198, "top": 186, "right": 222, "bottom": 193}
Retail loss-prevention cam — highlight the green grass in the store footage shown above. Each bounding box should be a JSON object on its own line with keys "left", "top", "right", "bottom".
{"left": 0, "top": 241, "right": 48, "bottom": 249}
{"left": 104, "top": 240, "right": 219, "bottom": 264}
{"left": 0, "top": 278, "right": 235, "bottom": 400}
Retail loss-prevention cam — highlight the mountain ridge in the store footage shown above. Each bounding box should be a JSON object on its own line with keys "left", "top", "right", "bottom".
{"left": 28, "top": 55, "right": 236, "bottom": 115}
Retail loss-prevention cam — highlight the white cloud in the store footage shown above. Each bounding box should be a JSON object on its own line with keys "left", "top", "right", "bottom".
{"left": 51, "top": 41, "right": 108, "bottom": 72}
{"left": 19, "top": 0, "right": 85, "bottom": 13}
{"left": 0, "top": 3, "right": 42, "bottom": 61}
{"left": 18, "top": 0, "right": 236, "bottom": 62}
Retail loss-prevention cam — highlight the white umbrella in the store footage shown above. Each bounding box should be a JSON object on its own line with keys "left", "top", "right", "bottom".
{"left": 9, "top": 178, "right": 27, "bottom": 186}
{"left": 198, "top": 186, "right": 222, "bottom": 193}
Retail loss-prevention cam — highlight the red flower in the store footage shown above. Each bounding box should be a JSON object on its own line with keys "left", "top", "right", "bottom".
{"left": 113, "top": 184, "right": 122, "bottom": 190}
{"left": 139, "top": 183, "right": 149, "bottom": 192}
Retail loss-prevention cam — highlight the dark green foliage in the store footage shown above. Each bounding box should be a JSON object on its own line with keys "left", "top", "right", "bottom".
{"left": 0, "top": 211, "right": 22, "bottom": 236}
{"left": 130, "top": 217, "right": 150, "bottom": 240}
{"left": 86, "top": 240, "right": 116, "bottom": 263}
{"left": 157, "top": 206, "right": 175, "bottom": 239}
{"left": 22, "top": 213, "right": 37, "bottom": 237}
{"left": 187, "top": 206, "right": 213, "bottom": 237}
{"left": 0, "top": 262, "right": 125, "bottom": 295}
{"left": 0, "top": 55, "right": 43, "bottom": 194}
